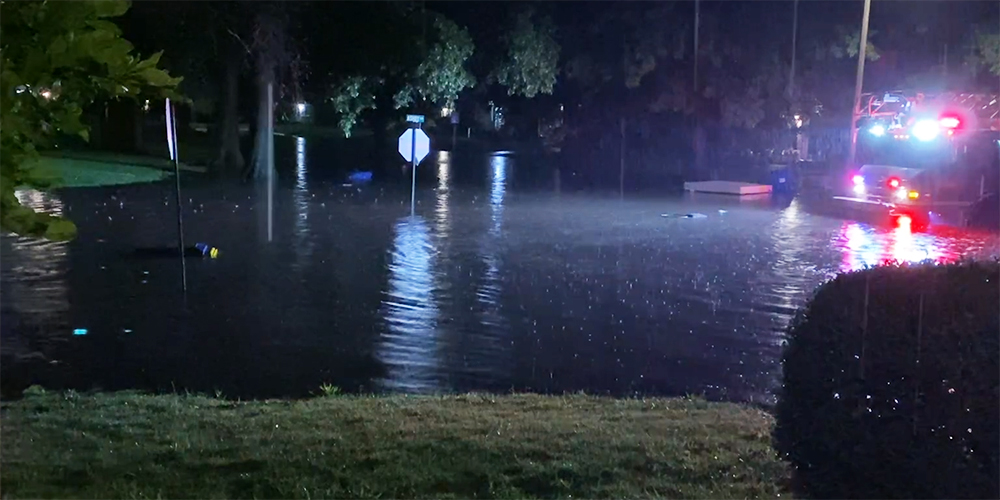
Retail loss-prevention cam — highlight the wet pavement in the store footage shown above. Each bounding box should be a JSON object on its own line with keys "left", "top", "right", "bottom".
{"left": 3, "top": 140, "right": 998, "bottom": 404}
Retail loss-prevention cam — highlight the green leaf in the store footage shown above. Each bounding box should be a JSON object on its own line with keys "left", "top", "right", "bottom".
{"left": 44, "top": 218, "right": 77, "bottom": 241}
{"left": 138, "top": 67, "right": 180, "bottom": 88}
{"left": 91, "top": 0, "right": 130, "bottom": 19}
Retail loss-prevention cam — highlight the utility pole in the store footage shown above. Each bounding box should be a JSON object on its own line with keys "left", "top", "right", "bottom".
{"left": 789, "top": 0, "right": 801, "bottom": 159}
{"left": 942, "top": 43, "right": 949, "bottom": 83}
{"left": 846, "top": 0, "right": 872, "bottom": 171}
{"left": 693, "top": 0, "right": 700, "bottom": 92}
{"left": 693, "top": 0, "right": 703, "bottom": 179}
{"left": 621, "top": 32, "right": 627, "bottom": 199}
{"left": 788, "top": 0, "right": 799, "bottom": 98}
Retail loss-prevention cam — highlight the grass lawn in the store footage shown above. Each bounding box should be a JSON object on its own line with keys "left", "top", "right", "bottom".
{"left": 41, "top": 150, "right": 208, "bottom": 175}
{"left": 29, "top": 156, "right": 172, "bottom": 188}
{"left": 1, "top": 390, "right": 789, "bottom": 499}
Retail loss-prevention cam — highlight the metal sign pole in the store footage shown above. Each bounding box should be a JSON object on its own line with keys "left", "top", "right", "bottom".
{"left": 410, "top": 123, "right": 418, "bottom": 216}
{"left": 266, "top": 82, "right": 274, "bottom": 242}
{"left": 166, "top": 98, "right": 187, "bottom": 292}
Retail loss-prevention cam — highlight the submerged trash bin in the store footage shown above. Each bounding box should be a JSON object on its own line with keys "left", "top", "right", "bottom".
{"left": 769, "top": 164, "right": 799, "bottom": 194}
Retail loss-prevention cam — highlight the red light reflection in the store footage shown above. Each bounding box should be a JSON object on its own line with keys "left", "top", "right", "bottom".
{"left": 837, "top": 222, "right": 963, "bottom": 272}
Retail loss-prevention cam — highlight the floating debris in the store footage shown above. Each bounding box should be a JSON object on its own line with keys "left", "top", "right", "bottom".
{"left": 661, "top": 213, "right": 708, "bottom": 219}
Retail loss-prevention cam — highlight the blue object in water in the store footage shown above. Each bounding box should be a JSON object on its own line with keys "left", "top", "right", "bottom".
{"left": 348, "top": 171, "right": 373, "bottom": 183}
{"left": 73, "top": 328, "right": 88, "bottom": 336}
{"left": 770, "top": 165, "right": 799, "bottom": 194}
{"left": 194, "top": 243, "right": 219, "bottom": 258}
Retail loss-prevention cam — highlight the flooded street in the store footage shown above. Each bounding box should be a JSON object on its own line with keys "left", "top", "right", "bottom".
{"left": 3, "top": 140, "right": 999, "bottom": 404}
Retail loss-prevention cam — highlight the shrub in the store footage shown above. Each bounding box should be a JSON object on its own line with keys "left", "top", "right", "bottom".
{"left": 775, "top": 262, "right": 1000, "bottom": 499}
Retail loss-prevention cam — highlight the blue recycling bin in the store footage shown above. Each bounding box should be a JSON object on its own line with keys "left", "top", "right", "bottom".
{"left": 769, "top": 164, "right": 799, "bottom": 194}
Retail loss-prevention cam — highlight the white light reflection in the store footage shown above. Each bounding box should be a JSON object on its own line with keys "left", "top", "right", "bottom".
{"left": 295, "top": 136, "right": 307, "bottom": 189}
{"left": 292, "top": 136, "right": 312, "bottom": 268}
{"left": 770, "top": 199, "right": 810, "bottom": 317}
{"left": 472, "top": 154, "right": 509, "bottom": 379}
{"left": 489, "top": 154, "right": 507, "bottom": 236}
{"left": 748, "top": 198, "right": 811, "bottom": 404}
{"left": 840, "top": 223, "right": 882, "bottom": 271}
{"left": 435, "top": 151, "right": 451, "bottom": 238}
{"left": 378, "top": 216, "right": 442, "bottom": 393}
{"left": 3, "top": 190, "right": 70, "bottom": 339}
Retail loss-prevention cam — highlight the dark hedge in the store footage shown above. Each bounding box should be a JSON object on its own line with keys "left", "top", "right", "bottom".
{"left": 775, "top": 261, "right": 1000, "bottom": 499}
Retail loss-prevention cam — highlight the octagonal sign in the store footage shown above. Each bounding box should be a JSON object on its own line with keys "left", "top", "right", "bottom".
{"left": 398, "top": 128, "right": 431, "bottom": 165}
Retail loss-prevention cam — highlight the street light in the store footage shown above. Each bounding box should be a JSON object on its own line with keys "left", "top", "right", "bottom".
{"left": 846, "top": 0, "right": 873, "bottom": 170}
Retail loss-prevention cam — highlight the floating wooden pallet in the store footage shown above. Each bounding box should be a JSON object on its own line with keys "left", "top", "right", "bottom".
{"left": 684, "top": 181, "right": 773, "bottom": 196}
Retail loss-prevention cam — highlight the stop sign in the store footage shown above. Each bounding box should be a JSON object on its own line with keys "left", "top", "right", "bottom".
{"left": 398, "top": 128, "right": 431, "bottom": 165}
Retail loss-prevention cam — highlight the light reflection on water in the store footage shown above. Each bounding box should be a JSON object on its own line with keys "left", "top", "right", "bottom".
{"left": 292, "top": 136, "right": 312, "bottom": 269}
{"left": 378, "top": 215, "right": 441, "bottom": 393}
{"left": 1, "top": 190, "right": 69, "bottom": 361}
{"left": 837, "top": 221, "right": 960, "bottom": 272}
{"left": 471, "top": 154, "right": 508, "bottom": 384}
{"left": 435, "top": 151, "right": 451, "bottom": 237}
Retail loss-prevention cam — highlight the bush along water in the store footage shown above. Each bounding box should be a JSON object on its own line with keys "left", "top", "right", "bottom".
{"left": 775, "top": 261, "right": 999, "bottom": 499}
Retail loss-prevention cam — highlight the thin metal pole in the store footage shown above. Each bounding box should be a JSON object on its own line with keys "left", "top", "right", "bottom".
{"left": 847, "top": 0, "right": 872, "bottom": 170}
{"left": 693, "top": 0, "right": 700, "bottom": 91}
{"left": 788, "top": 0, "right": 799, "bottom": 98}
{"left": 411, "top": 125, "right": 418, "bottom": 215}
{"left": 942, "top": 43, "right": 948, "bottom": 82}
{"left": 619, "top": 117, "right": 625, "bottom": 199}
{"left": 266, "top": 82, "right": 274, "bottom": 242}
{"left": 166, "top": 99, "right": 187, "bottom": 292}
{"left": 621, "top": 31, "right": 627, "bottom": 200}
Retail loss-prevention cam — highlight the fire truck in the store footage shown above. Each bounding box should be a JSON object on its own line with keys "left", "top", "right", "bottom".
{"left": 835, "top": 90, "right": 1000, "bottom": 229}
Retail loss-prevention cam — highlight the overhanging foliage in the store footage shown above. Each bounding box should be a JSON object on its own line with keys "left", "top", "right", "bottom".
{"left": 0, "top": 0, "right": 180, "bottom": 239}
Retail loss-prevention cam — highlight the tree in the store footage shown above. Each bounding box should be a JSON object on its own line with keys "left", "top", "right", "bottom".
{"left": 121, "top": 1, "right": 254, "bottom": 176}
{"left": 968, "top": 29, "right": 1000, "bottom": 78}
{"left": 394, "top": 15, "right": 475, "bottom": 110}
{"left": 246, "top": 3, "right": 303, "bottom": 180}
{"left": 834, "top": 27, "right": 881, "bottom": 62}
{"left": 491, "top": 8, "right": 560, "bottom": 99}
{"left": 0, "top": 0, "right": 180, "bottom": 240}
{"left": 330, "top": 75, "right": 377, "bottom": 139}
{"left": 326, "top": 9, "right": 475, "bottom": 139}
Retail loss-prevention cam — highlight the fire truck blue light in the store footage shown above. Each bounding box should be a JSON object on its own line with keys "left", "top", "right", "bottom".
{"left": 869, "top": 124, "right": 885, "bottom": 137}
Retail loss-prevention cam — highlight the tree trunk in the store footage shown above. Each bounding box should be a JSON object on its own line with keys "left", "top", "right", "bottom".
{"left": 249, "top": 74, "right": 274, "bottom": 180}
{"left": 215, "top": 54, "right": 244, "bottom": 176}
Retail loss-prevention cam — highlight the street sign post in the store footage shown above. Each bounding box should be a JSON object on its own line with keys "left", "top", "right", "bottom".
{"left": 165, "top": 98, "right": 187, "bottom": 293}
{"left": 398, "top": 124, "right": 430, "bottom": 214}
{"left": 397, "top": 128, "right": 430, "bottom": 164}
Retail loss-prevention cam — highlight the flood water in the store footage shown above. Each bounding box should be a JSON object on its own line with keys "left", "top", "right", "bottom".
{"left": 3, "top": 137, "right": 999, "bottom": 404}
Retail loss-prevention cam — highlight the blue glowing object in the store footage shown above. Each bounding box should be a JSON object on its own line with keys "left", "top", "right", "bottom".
{"left": 73, "top": 328, "right": 88, "bottom": 336}
{"left": 348, "top": 171, "right": 373, "bottom": 183}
